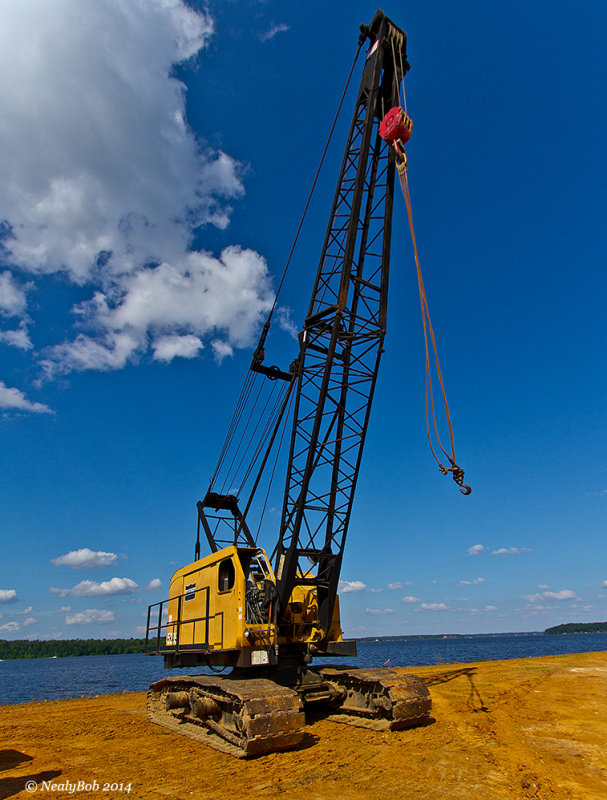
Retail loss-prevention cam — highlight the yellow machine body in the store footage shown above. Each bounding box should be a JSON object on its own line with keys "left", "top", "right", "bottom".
{"left": 162, "top": 545, "right": 345, "bottom": 668}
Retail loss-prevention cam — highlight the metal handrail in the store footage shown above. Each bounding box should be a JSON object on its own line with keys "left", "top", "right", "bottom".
{"left": 145, "top": 585, "right": 214, "bottom": 655}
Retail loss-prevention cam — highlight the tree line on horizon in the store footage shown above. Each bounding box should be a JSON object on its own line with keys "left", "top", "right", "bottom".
{"left": 0, "top": 638, "right": 149, "bottom": 660}
{"left": 544, "top": 622, "right": 607, "bottom": 635}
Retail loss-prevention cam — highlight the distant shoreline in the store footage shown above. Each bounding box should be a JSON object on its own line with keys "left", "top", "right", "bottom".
{"left": 2, "top": 626, "right": 606, "bottom": 660}
{"left": 0, "top": 634, "right": 541, "bottom": 661}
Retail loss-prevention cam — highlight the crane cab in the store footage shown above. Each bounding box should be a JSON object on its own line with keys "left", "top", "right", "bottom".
{"left": 147, "top": 545, "right": 278, "bottom": 668}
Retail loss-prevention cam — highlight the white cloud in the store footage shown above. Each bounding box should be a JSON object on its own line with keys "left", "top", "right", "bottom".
{"left": 146, "top": 578, "right": 163, "bottom": 592}
{"left": 152, "top": 334, "right": 203, "bottom": 362}
{"left": 0, "top": 0, "right": 216, "bottom": 283}
{"left": 72, "top": 577, "right": 138, "bottom": 597}
{"left": 492, "top": 547, "right": 532, "bottom": 556}
{"left": 41, "top": 247, "right": 273, "bottom": 376}
{"left": 0, "top": 589, "right": 18, "bottom": 604}
{"left": 59, "top": 606, "right": 71, "bottom": 613}
{"left": 0, "top": 325, "right": 33, "bottom": 351}
{"left": 259, "top": 23, "right": 290, "bottom": 42}
{"left": 467, "top": 544, "right": 484, "bottom": 556}
{"left": 602, "top": 580, "right": 607, "bottom": 588}
{"left": 401, "top": 596, "right": 420, "bottom": 603}
{"left": 387, "top": 582, "right": 403, "bottom": 590}
{"left": 420, "top": 603, "right": 449, "bottom": 611}
{"left": 0, "top": 381, "right": 52, "bottom": 414}
{"left": 369, "top": 588, "right": 383, "bottom": 593}
{"left": 16, "top": 606, "right": 33, "bottom": 615}
{"left": 50, "top": 577, "right": 138, "bottom": 598}
{"left": 538, "top": 584, "right": 550, "bottom": 590}
{"left": 0, "top": 621, "right": 20, "bottom": 632}
{"left": 485, "top": 605, "right": 497, "bottom": 611}
{"left": 543, "top": 589, "right": 578, "bottom": 601}
{"left": 338, "top": 580, "right": 366, "bottom": 594}
{"left": 459, "top": 577, "right": 485, "bottom": 586}
{"left": 0, "top": 1, "right": 274, "bottom": 378}
{"left": 22, "top": 617, "right": 37, "bottom": 627}
{"left": 365, "top": 608, "right": 394, "bottom": 615}
{"left": 524, "top": 589, "right": 578, "bottom": 604}
{"left": 65, "top": 609, "right": 115, "bottom": 625}
{"left": 211, "top": 339, "right": 234, "bottom": 362}
{"left": 51, "top": 548, "right": 119, "bottom": 569}
{"left": 0, "top": 271, "right": 29, "bottom": 317}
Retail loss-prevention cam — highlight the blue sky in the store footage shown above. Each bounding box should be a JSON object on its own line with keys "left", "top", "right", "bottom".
{"left": 1, "top": 0, "right": 606, "bottom": 641}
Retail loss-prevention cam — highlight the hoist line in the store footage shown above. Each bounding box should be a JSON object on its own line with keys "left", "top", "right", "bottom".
{"left": 263, "top": 42, "right": 363, "bottom": 326}
{"left": 398, "top": 168, "right": 471, "bottom": 495}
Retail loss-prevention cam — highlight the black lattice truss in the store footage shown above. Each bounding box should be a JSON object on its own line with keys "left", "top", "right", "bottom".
{"left": 274, "top": 19, "right": 407, "bottom": 633}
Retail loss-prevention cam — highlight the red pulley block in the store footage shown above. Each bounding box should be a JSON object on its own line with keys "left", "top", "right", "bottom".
{"left": 379, "top": 106, "right": 413, "bottom": 146}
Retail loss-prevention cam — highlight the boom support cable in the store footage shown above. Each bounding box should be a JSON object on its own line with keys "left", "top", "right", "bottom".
{"left": 261, "top": 42, "right": 363, "bottom": 330}
{"left": 206, "top": 43, "right": 365, "bottom": 515}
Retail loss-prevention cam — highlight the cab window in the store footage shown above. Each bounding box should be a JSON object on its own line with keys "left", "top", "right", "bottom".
{"left": 218, "top": 559, "right": 235, "bottom": 592}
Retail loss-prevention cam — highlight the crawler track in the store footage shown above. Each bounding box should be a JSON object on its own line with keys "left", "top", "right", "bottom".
{"left": 319, "top": 667, "right": 432, "bottom": 729}
{"left": 147, "top": 675, "right": 305, "bottom": 758}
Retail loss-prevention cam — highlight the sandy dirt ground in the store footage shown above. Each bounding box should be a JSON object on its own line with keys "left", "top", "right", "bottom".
{"left": 1, "top": 650, "right": 606, "bottom": 800}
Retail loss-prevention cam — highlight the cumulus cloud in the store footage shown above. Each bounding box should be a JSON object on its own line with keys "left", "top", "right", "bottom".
{"left": 0, "top": 621, "right": 20, "bottom": 632}
{"left": 152, "top": 334, "right": 203, "bottom": 362}
{"left": 0, "top": 1, "right": 274, "bottom": 379}
{"left": 467, "top": 544, "right": 484, "bottom": 556}
{"left": 420, "top": 603, "right": 449, "bottom": 611}
{"left": 459, "top": 577, "right": 485, "bottom": 586}
{"left": 492, "top": 547, "right": 532, "bottom": 556}
{"left": 338, "top": 580, "right": 366, "bottom": 594}
{"left": 0, "top": 589, "right": 18, "bottom": 604}
{"left": 0, "top": 272, "right": 29, "bottom": 317}
{"left": 602, "top": 580, "right": 607, "bottom": 588}
{"left": 0, "top": 0, "right": 216, "bottom": 282}
{"left": 146, "top": 578, "right": 163, "bottom": 592}
{"left": 0, "top": 381, "right": 52, "bottom": 414}
{"left": 365, "top": 608, "right": 394, "bottom": 615}
{"left": 542, "top": 589, "right": 578, "bottom": 601}
{"left": 51, "top": 548, "right": 119, "bottom": 569}
{"left": 50, "top": 577, "right": 138, "bottom": 598}
{"left": 22, "top": 617, "right": 37, "bottom": 627}
{"left": 259, "top": 23, "right": 290, "bottom": 42}
{"left": 524, "top": 589, "right": 578, "bottom": 603}
{"left": 485, "top": 605, "right": 497, "bottom": 611}
{"left": 387, "top": 582, "right": 403, "bottom": 590}
{"left": 16, "top": 606, "right": 33, "bottom": 615}
{"left": 40, "top": 247, "right": 273, "bottom": 377}
{"left": 65, "top": 609, "right": 115, "bottom": 625}
{"left": 401, "top": 596, "right": 420, "bottom": 603}
{"left": 0, "top": 324, "right": 33, "bottom": 351}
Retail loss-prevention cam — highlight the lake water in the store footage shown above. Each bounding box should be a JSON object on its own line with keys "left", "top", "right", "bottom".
{"left": 1, "top": 632, "right": 606, "bottom": 706}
